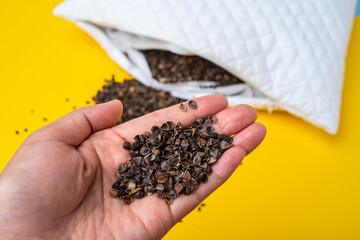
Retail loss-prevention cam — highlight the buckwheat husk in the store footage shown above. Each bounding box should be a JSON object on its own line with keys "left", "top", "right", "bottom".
{"left": 141, "top": 50, "right": 244, "bottom": 86}
{"left": 93, "top": 76, "right": 183, "bottom": 123}
{"left": 188, "top": 100, "right": 197, "bottom": 109}
{"left": 110, "top": 116, "right": 233, "bottom": 205}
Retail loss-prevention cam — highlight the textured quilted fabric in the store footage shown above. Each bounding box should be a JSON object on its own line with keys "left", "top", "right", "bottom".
{"left": 54, "top": 0, "right": 357, "bottom": 134}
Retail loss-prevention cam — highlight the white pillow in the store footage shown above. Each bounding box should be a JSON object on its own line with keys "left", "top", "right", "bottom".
{"left": 54, "top": 0, "right": 357, "bottom": 134}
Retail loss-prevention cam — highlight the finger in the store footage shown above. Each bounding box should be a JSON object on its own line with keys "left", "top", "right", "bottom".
{"left": 212, "top": 104, "right": 258, "bottom": 135}
{"left": 170, "top": 122, "right": 266, "bottom": 222}
{"left": 233, "top": 123, "right": 267, "bottom": 155}
{"left": 114, "top": 94, "right": 228, "bottom": 141}
{"left": 29, "top": 100, "right": 123, "bottom": 146}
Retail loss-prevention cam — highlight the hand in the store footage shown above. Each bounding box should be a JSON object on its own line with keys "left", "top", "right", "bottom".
{"left": 0, "top": 94, "right": 266, "bottom": 239}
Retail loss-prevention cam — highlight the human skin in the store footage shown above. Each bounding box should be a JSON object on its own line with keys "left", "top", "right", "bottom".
{"left": 0, "top": 94, "right": 266, "bottom": 239}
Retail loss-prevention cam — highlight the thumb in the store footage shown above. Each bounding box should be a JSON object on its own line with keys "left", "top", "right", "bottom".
{"left": 30, "top": 100, "right": 123, "bottom": 146}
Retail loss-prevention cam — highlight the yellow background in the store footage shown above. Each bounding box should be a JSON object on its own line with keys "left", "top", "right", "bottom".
{"left": 1, "top": 1, "right": 359, "bottom": 239}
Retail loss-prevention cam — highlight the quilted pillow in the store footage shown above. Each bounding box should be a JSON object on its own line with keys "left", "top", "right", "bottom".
{"left": 54, "top": 0, "right": 357, "bottom": 134}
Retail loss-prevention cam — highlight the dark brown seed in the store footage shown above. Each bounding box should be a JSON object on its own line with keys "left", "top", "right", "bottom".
{"left": 211, "top": 116, "right": 217, "bottom": 124}
{"left": 152, "top": 149, "right": 160, "bottom": 155}
{"left": 125, "top": 171, "right": 135, "bottom": 178}
{"left": 174, "top": 183, "right": 183, "bottom": 195}
{"left": 140, "top": 146, "right": 151, "bottom": 156}
{"left": 165, "top": 198, "right": 173, "bottom": 205}
{"left": 134, "top": 190, "right": 145, "bottom": 199}
{"left": 153, "top": 162, "right": 161, "bottom": 170}
{"left": 118, "top": 163, "right": 127, "bottom": 173}
{"left": 218, "top": 134, "right": 227, "bottom": 141}
{"left": 174, "top": 175, "right": 182, "bottom": 183}
{"left": 220, "top": 141, "right": 232, "bottom": 149}
{"left": 181, "top": 161, "right": 190, "bottom": 169}
{"left": 130, "top": 188, "right": 141, "bottom": 195}
{"left": 160, "top": 122, "right": 170, "bottom": 130}
{"left": 198, "top": 138, "right": 207, "bottom": 147}
{"left": 190, "top": 141, "right": 199, "bottom": 150}
{"left": 176, "top": 170, "right": 184, "bottom": 178}
{"left": 179, "top": 103, "right": 187, "bottom": 112}
{"left": 173, "top": 138, "right": 180, "bottom": 145}
{"left": 166, "top": 190, "right": 177, "bottom": 199}
{"left": 15, "top": 131, "right": 19, "bottom": 135}
{"left": 149, "top": 135, "right": 159, "bottom": 145}
{"left": 151, "top": 126, "right": 160, "bottom": 135}
{"left": 128, "top": 180, "right": 136, "bottom": 190}
{"left": 131, "top": 142, "right": 140, "bottom": 151}
{"left": 155, "top": 190, "right": 165, "bottom": 199}
{"left": 156, "top": 171, "right": 168, "bottom": 183}
{"left": 225, "top": 135, "right": 233, "bottom": 144}
{"left": 184, "top": 130, "right": 192, "bottom": 137}
{"left": 204, "top": 118, "right": 212, "bottom": 127}
{"left": 162, "top": 150, "right": 172, "bottom": 158}
{"left": 193, "top": 155, "right": 202, "bottom": 166}
{"left": 180, "top": 139, "right": 189, "bottom": 150}
{"left": 188, "top": 100, "right": 197, "bottom": 109}
{"left": 148, "top": 154, "right": 156, "bottom": 163}
{"left": 121, "top": 195, "right": 133, "bottom": 205}
{"left": 144, "top": 185, "right": 154, "bottom": 195}
{"left": 178, "top": 133, "right": 187, "bottom": 139}
{"left": 200, "top": 162, "right": 208, "bottom": 169}
{"left": 206, "top": 165, "right": 213, "bottom": 174}
{"left": 206, "top": 126, "right": 214, "bottom": 134}
{"left": 134, "top": 134, "right": 145, "bottom": 144}
{"left": 169, "top": 158, "right": 180, "bottom": 166}
{"left": 130, "top": 165, "right": 140, "bottom": 174}
{"left": 144, "top": 131, "right": 151, "bottom": 139}
{"left": 191, "top": 128, "right": 197, "bottom": 136}
{"left": 197, "top": 118, "right": 205, "bottom": 124}
{"left": 200, "top": 173, "right": 208, "bottom": 183}
{"left": 190, "top": 177, "right": 198, "bottom": 186}
{"left": 167, "top": 177, "right": 174, "bottom": 188}
{"left": 112, "top": 181, "right": 120, "bottom": 189}
{"left": 116, "top": 172, "right": 122, "bottom": 180}
{"left": 155, "top": 183, "right": 165, "bottom": 191}
{"left": 210, "top": 132, "right": 218, "bottom": 138}
{"left": 167, "top": 121, "right": 175, "bottom": 130}
{"left": 133, "top": 157, "right": 142, "bottom": 166}
{"left": 109, "top": 190, "right": 119, "bottom": 198}
{"left": 208, "top": 157, "right": 217, "bottom": 164}
{"left": 176, "top": 122, "right": 183, "bottom": 129}
{"left": 161, "top": 161, "right": 171, "bottom": 172}
{"left": 194, "top": 166, "right": 203, "bottom": 174}
{"left": 124, "top": 188, "right": 131, "bottom": 195}
{"left": 210, "top": 149, "right": 221, "bottom": 158}
{"left": 183, "top": 170, "right": 191, "bottom": 182}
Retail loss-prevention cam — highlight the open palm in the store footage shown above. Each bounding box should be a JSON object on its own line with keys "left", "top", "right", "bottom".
{"left": 0, "top": 95, "right": 266, "bottom": 239}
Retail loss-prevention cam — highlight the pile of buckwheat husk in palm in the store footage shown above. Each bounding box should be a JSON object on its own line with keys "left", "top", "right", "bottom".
{"left": 109, "top": 100, "right": 233, "bottom": 205}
